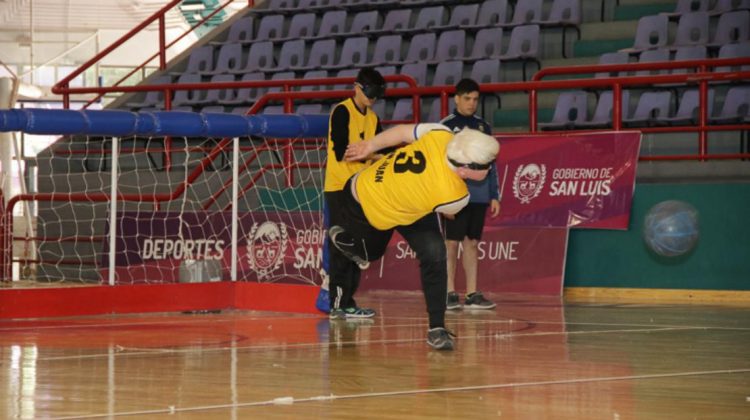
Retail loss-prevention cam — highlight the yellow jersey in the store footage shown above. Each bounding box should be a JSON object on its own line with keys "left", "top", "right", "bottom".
{"left": 324, "top": 98, "right": 380, "bottom": 192}
{"left": 355, "top": 128, "right": 469, "bottom": 230}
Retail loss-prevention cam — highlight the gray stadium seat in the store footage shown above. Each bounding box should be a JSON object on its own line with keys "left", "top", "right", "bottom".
{"left": 394, "top": 6, "right": 446, "bottom": 33}
{"left": 366, "top": 9, "right": 411, "bottom": 35}
{"left": 623, "top": 91, "right": 673, "bottom": 127}
{"left": 672, "top": 11, "right": 710, "bottom": 48}
{"left": 595, "top": 51, "right": 630, "bottom": 78}
{"left": 308, "top": 10, "right": 348, "bottom": 39}
{"left": 276, "top": 13, "right": 317, "bottom": 42}
{"left": 658, "top": 88, "right": 715, "bottom": 125}
{"left": 391, "top": 98, "right": 416, "bottom": 122}
{"left": 426, "top": 30, "right": 466, "bottom": 64}
{"left": 509, "top": 0, "right": 543, "bottom": 26}
{"left": 369, "top": 35, "right": 403, "bottom": 67}
{"left": 172, "top": 74, "right": 204, "bottom": 107}
{"left": 399, "top": 62, "right": 428, "bottom": 86}
{"left": 711, "top": 0, "right": 750, "bottom": 15}
{"left": 463, "top": 0, "right": 510, "bottom": 29}
{"left": 433, "top": 4, "right": 479, "bottom": 31}
{"left": 220, "top": 72, "right": 266, "bottom": 105}
{"left": 289, "top": 39, "right": 337, "bottom": 71}
{"left": 708, "top": 10, "right": 750, "bottom": 49}
{"left": 464, "top": 27, "right": 504, "bottom": 61}
{"left": 711, "top": 86, "right": 750, "bottom": 124}
{"left": 539, "top": 91, "right": 589, "bottom": 130}
{"left": 269, "top": 40, "right": 307, "bottom": 72}
{"left": 322, "top": 37, "right": 369, "bottom": 70}
{"left": 125, "top": 75, "right": 172, "bottom": 109}
{"left": 178, "top": 45, "right": 214, "bottom": 75}
{"left": 204, "top": 44, "right": 244, "bottom": 75}
{"left": 536, "top": 0, "right": 582, "bottom": 26}
{"left": 334, "top": 68, "right": 358, "bottom": 90}
{"left": 335, "top": 11, "right": 379, "bottom": 39}
{"left": 431, "top": 60, "right": 464, "bottom": 87}
{"left": 395, "top": 32, "right": 436, "bottom": 64}
{"left": 230, "top": 41, "right": 274, "bottom": 74}
{"left": 211, "top": 16, "right": 254, "bottom": 46}
{"left": 300, "top": 70, "right": 329, "bottom": 92}
{"left": 199, "top": 74, "right": 238, "bottom": 105}
{"left": 716, "top": 42, "right": 750, "bottom": 72}
{"left": 254, "top": 15, "right": 285, "bottom": 41}
{"left": 672, "top": 45, "right": 707, "bottom": 74}
{"left": 469, "top": 59, "right": 502, "bottom": 84}
{"left": 634, "top": 49, "right": 671, "bottom": 77}
{"left": 496, "top": 25, "right": 541, "bottom": 80}
{"left": 575, "top": 90, "right": 631, "bottom": 128}
{"left": 662, "top": 0, "right": 711, "bottom": 18}
{"left": 621, "top": 14, "right": 669, "bottom": 53}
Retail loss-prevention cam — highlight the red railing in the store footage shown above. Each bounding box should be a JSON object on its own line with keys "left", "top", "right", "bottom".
{"left": 530, "top": 57, "right": 750, "bottom": 160}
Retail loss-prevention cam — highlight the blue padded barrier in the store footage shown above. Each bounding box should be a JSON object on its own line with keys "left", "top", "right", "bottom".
{"left": 0, "top": 109, "right": 329, "bottom": 138}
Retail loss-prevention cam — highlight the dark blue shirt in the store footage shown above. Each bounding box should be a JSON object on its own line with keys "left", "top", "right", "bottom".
{"left": 440, "top": 111, "right": 499, "bottom": 204}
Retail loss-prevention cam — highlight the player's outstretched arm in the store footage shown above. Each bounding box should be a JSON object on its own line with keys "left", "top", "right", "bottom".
{"left": 344, "top": 124, "right": 417, "bottom": 161}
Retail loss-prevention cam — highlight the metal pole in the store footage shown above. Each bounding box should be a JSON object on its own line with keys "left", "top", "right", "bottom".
{"left": 698, "top": 65, "right": 708, "bottom": 161}
{"left": 231, "top": 137, "right": 239, "bottom": 282}
{"left": 613, "top": 84, "right": 622, "bottom": 131}
{"left": 108, "top": 137, "right": 119, "bottom": 286}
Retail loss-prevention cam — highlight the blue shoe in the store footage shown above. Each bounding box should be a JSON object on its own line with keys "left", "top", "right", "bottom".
{"left": 316, "top": 288, "right": 330, "bottom": 314}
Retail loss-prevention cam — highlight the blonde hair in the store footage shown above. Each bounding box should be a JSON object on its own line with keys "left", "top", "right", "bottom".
{"left": 446, "top": 127, "right": 499, "bottom": 165}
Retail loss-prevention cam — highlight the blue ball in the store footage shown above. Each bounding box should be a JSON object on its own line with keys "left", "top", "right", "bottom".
{"left": 643, "top": 200, "right": 699, "bottom": 257}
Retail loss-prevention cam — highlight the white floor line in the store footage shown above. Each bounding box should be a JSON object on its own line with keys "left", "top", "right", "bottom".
{"left": 50, "top": 367, "right": 750, "bottom": 420}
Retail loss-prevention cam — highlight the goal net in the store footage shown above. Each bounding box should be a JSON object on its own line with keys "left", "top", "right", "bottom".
{"left": 2, "top": 109, "right": 328, "bottom": 288}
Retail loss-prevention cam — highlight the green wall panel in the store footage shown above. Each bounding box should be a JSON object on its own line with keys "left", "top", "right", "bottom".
{"left": 565, "top": 183, "right": 750, "bottom": 290}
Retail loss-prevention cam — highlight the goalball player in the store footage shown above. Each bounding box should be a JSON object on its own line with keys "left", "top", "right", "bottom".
{"left": 329, "top": 123, "right": 500, "bottom": 350}
{"left": 321, "top": 68, "right": 385, "bottom": 319}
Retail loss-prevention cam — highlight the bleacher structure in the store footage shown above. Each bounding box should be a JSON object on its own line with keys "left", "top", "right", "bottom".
{"left": 13, "top": 0, "right": 750, "bottom": 282}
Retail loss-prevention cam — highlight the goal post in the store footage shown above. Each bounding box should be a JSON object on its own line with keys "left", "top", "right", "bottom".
{"left": 0, "top": 109, "right": 330, "bottom": 291}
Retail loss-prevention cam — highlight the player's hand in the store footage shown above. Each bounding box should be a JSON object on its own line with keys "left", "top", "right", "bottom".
{"left": 490, "top": 199, "right": 501, "bottom": 218}
{"left": 345, "top": 141, "right": 375, "bottom": 162}
{"left": 441, "top": 212, "right": 456, "bottom": 220}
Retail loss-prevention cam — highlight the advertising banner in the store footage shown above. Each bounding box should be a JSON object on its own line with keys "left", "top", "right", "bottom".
{"left": 490, "top": 131, "right": 641, "bottom": 229}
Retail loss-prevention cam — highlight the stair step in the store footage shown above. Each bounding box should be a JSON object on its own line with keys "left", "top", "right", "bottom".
{"left": 494, "top": 108, "right": 554, "bottom": 130}
{"left": 574, "top": 39, "right": 634, "bottom": 57}
{"left": 614, "top": 3, "right": 675, "bottom": 21}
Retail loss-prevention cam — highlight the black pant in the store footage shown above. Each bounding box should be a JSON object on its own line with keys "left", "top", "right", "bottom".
{"left": 325, "top": 190, "right": 361, "bottom": 310}
{"left": 336, "top": 179, "right": 447, "bottom": 329}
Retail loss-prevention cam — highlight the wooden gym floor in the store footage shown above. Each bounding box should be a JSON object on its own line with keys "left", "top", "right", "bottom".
{"left": 0, "top": 290, "right": 748, "bottom": 419}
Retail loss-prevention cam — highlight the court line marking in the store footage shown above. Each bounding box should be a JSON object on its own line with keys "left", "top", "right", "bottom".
{"left": 34, "top": 325, "right": 720, "bottom": 362}
{"left": 50, "top": 367, "right": 750, "bottom": 419}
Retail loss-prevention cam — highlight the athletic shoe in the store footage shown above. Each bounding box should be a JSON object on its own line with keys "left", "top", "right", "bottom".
{"left": 446, "top": 291, "right": 462, "bottom": 310}
{"left": 329, "top": 308, "right": 347, "bottom": 320}
{"left": 427, "top": 327, "right": 456, "bottom": 351}
{"left": 328, "top": 225, "right": 370, "bottom": 270}
{"left": 464, "top": 291, "right": 496, "bottom": 309}
{"left": 329, "top": 307, "right": 376, "bottom": 320}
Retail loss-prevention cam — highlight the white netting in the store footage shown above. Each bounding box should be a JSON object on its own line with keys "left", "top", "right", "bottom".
{"left": 10, "top": 133, "right": 327, "bottom": 286}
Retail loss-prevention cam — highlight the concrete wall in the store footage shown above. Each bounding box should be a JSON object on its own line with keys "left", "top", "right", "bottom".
{"left": 565, "top": 182, "right": 750, "bottom": 291}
